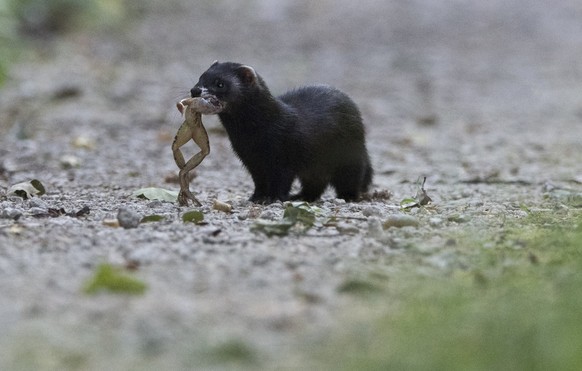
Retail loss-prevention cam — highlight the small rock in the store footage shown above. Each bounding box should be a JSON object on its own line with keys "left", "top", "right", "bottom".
{"left": 447, "top": 213, "right": 471, "bottom": 223}
{"left": 417, "top": 114, "right": 438, "bottom": 126}
{"left": 29, "top": 207, "right": 48, "bottom": 216}
{"left": 103, "top": 218, "right": 120, "bottom": 227}
{"left": 429, "top": 217, "right": 444, "bottom": 227}
{"left": 53, "top": 83, "right": 82, "bottom": 99}
{"left": 71, "top": 136, "right": 95, "bottom": 150}
{"left": 468, "top": 200, "right": 484, "bottom": 207}
{"left": 6, "top": 196, "right": 24, "bottom": 204}
{"left": 514, "top": 210, "right": 528, "bottom": 218}
{"left": 1, "top": 207, "right": 23, "bottom": 220}
{"left": 117, "top": 208, "right": 141, "bottom": 229}
{"left": 407, "top": 207, "right": 420, "bottom": 215}
{"left": 60, "top": 155, "right": 81, "bottom": 169}
{"left": 28, "top": 198, "right": 48, "bottom": 209}
{"left": 367, "top": 217, "right": 385, "bottom": 239}
{"left": 8, "top": 224, "right": 24, "bottom": 234}
{"left": 259, "top": 209, "right": 279, "bottom": 220}
{"left": 147, "top": 200, "right": 163, "bottom": 208}
{"left": 237, "top": 211, "right": 249, "bottom": 221}
{"left": 362, "top": 206, "right": 382, "bottom": 217}
{"left": 383, "top": 214, "right": 419, "bottom": 229}
{"left": 336, "top": 222, "right": 360, "bottom": 235}
{"left": 213, "top": 199, "right": 233, "bottom": 213}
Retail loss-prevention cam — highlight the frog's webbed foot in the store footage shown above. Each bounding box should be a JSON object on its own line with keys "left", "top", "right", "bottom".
{"left": 178, "top": 188, "right": 201, "bottom": 206}
{"left": 176, "top": 143, "right": 209, "bottom": 207}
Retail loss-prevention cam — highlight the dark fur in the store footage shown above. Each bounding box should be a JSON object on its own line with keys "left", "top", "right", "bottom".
{"left": 191, "top": 61, "right": 373, "bottom": 203}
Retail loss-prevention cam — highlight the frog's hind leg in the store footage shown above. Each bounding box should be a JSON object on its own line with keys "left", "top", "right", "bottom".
{"left": 177, "top": 153, "right": 209, "bottom": 206}
{"left": 176, "top": 127, "right": 210, "bottom": 207}
{"left": 172, "top": 124, "right": 192, "bottom": 170}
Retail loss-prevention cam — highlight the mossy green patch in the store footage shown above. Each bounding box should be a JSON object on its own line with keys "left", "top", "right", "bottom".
{"left": 311, "top": 213, "right": 582, "bottom": 371}
{"left": 84, "top": 263, "right": 147, "bottom": 295}
{"left": 206, "top": 340, "right": 258, "bottom": 365}
{"left": 337, "top": 279, "right": 383, "bottom": 296}
{"left": 182, "top": 210, "right": 204, "bottom": 224}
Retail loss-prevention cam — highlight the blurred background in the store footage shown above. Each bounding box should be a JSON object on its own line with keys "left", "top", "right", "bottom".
{"left": 1, "top": 0, "right": 581, "bottom": 186}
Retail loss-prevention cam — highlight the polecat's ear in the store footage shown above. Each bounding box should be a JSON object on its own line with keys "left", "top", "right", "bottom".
{"left": 236, "top": 65, "right": 257, "bottom": 85}
{"left": 211, "top": 60, "right": 219, "bottom": 67}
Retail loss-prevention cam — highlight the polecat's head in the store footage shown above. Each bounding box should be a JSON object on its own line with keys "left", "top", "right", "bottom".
{"left": 190, "top": 61, "right": 267, "bottom": 108}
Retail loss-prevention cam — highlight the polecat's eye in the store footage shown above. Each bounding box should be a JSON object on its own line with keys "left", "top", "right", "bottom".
{"left": 216, "top": 80, "right": 224, "bottom": 89}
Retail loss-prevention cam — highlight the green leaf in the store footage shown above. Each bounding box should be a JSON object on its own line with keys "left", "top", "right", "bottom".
{"left": 283, "top": 202, "right": 316, "bottom": 228}
{"left": 84, "top": 264, "right": 147, "bottom": 295}
{"left": 140, "top": 214, "right": 164, "bottom": 223}
{"left": 251, "top": 202, "right": 322, "bottom": 236}
{"left": 288, "top": 201, "right": 322, "bottom": 214}
{"left": 30, "top": 179, "right": 46, "bottom": 196}
{"left": 182, "top": 210, "right": 204, "bottom": 224}
{"left": 7, "top": 179, "right": 46, "bottom": 199}
{"left": 400, "top": 177, "right": 433, "bottom": 210}
{"left": 251, "top": 219, "right": 295, "bottom": 237}
{"left": 400, "top": 198, "right": 418, "bottom": 209}
{"left": 133, "top": 187, "right": 179, "bottom": 202}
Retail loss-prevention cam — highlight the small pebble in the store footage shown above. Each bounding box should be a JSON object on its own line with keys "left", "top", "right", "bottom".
{"left": 71, "top": 136, "right": 96, "bottom": 150}
{"left": 514, "top": 210, "right": 528, "bottom": 218}
{"left": 259, "top": 209, "right": 279, "bottom": 220}
{"left": 103, "top": 218, "right": 120, "bottom": 227}
{"left": 336, "top": 222, "right": 360, "bottom": 235}
{"left": 383, "top": 214, "right": 419, "bottom": 229}
{"left": 213, "top": 199, "right": 233, "bottom": 213}
{"left": 60, "top": 155, "right": 81, "bottom": 169}
{"left": 468, "top": 199, "right": 484, "bottom": 207}
{"left": 237, "top": 211, "right": 249, "bottom": 221}
{"left": 429, "top": 217, "right": 444, "bottom": 227}
{"left": 147, "top": 200, "right": 163, "bottom": 208}
{"left": 117, "top": 208, "right": 141, "bottom": 229}
{"left": 367, "top": 217, "right": 384, "bottom": 239}
{"left": 362, "top": 206, "right": 382, "bottom": 217}
{"left": 29, "top": 207, "right": 48, "bottom": 216}
{"left": 447, "top": 213, "right": 471, "bottom": 223}
{"left": 28, "top": 198, "right": 48, "bottom": 209}
{"left": 7, "top": 196, "right": 24, "bottom": 204}
{"left": 1, "top": 207, "right": 23, "bottom": 220}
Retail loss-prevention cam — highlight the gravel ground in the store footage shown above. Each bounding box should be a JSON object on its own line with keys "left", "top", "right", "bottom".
{"left": 1, "top": 0, "right": 582, "bottom": 369}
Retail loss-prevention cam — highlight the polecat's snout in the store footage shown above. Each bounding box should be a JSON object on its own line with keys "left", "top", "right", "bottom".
{"left": 190, "top": 86, "right": 202, "bottom": 97}
{"left": 190, "top": 87, "right": 224, "bottom": 113}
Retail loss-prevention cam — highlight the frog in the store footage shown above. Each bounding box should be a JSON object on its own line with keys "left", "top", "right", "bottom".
{"left": 172, "top": 96, "right": 223, "bottom": 206}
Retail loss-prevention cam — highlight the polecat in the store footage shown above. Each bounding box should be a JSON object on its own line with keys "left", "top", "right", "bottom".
{"left": 190, "top": 61, "right": 373, "bottom": 204}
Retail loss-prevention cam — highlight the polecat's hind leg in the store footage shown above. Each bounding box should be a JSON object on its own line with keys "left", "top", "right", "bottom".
{"left": 331, "top": 163, "right": 367, "bottom": 201}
